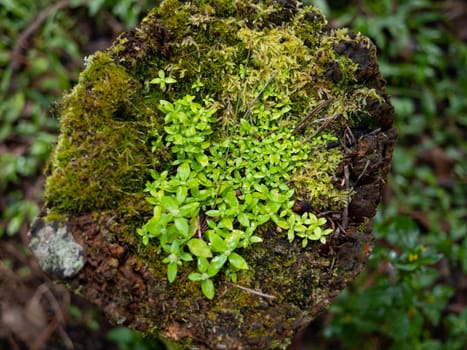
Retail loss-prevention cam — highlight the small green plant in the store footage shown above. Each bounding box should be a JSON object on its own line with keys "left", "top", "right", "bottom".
{"left": 138, "top": 86, "right": 335, "bottom": 299}
{"left": 150, "top": 70, "right": 177, "bottom": 92}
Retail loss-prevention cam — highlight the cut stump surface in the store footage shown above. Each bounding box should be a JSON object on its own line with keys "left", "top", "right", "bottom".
{"left": 29, "top": 1, "right": 397, "bottom": 349}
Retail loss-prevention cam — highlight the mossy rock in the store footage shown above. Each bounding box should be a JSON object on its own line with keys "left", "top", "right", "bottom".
{"left": 30, "top": 1, "right": 397, "bottom": 349}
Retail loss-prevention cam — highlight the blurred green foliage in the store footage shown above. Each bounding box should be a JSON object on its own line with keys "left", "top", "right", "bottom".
{"left": 1, "top": 0, "right": 466, "bottom": 349}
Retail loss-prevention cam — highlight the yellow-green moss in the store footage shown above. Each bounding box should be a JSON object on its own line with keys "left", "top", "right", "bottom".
{"left": 45, "top": 53, "right": 160, "bottom": 213}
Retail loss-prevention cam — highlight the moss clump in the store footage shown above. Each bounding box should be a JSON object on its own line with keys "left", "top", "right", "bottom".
{"left": 45, "top": 52, "right": 159, "bottom": 213}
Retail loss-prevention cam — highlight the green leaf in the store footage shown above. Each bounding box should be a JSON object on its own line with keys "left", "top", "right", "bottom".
{"left": 249, "top": 235, "right": 263, "bottom": 244}
{"left": 229, "top": 272, "right": 238, "bottom": 283}
{"left": 152, "top": 205, "right": 162, "bottom": 221}
{"left": 272, "top": 216, "right": 289, "bottom": 229}
{"left": 179, "top": 202, "right": 200, "bottom": 217}
{"left": 176, "top": 186, "right": 187, "bottom": 203}
{"left": 238, "top": 212, "right": 250, "bottom": 227}
{"left": 206, "top": 209, "right": 221, "bottom": 217}
{"left": 219, "top": 217, "right": 233, "bottom": 230}
{"left": 187, "top": 238, "right": 213, "bottom": 258}
{"left": 287, "top": 228, "right": 295, "bottom": 242}
{"left": 256, "top": 214, "right": 270, "bottom": 225}
{"left": 165, "top": 77, "right": 177, "bottom": 84}
{"left": 208, "top": 232, "right": 228, "bottom": 252}
{"left": 170, "top": 240, "right": 180, "bottom": 253}
{"left": 174, "top": 217, "right": 190, "bottom": 237}
{"left": 158, "top": 100, "right": 174, "bottom": 113}
{"left": 201, "top": 279, "right": 215, "bottom": 299}
{"left": 208, "top": 255, "right": 227, "bottom": 277}
{"left": 167, "top": 263, "right": 178, "bottom": 283}
{"left": 224, "top": 191, "right": 239, "bottom": 208}
{"left": 161, "top": 196, "right": 179, "bottom": 213}
{"left": 196, "top": 154, "right": 209, "bottom": 167}
{"left": 188, "top": 272, "right": 205, "bottom": 282}
{"left": 144, "top": 216, "right": 161, "bottom": 237}
{"left": 229, "top": 252, "right": 249, "bottom": 270}
{"left": 197, "top": 257, "right": 209, "bottom": 273}
{"left": 180, "top": 252, "right": 193, "bottom": 262}
{"left": 178, "top": 162, "right": 191, "bottom": 181}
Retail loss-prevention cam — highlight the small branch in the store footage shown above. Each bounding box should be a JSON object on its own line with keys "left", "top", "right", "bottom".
{"left": 292, "top": 98, "right": 334, "bottom": 135}
{"left": 299, "top": 112, "right": 342, "bottom": 146}
{"left": 354, "top": 159, "right": 370, "bottom": 186}
{"left": 243, "top": 75, "right": 276, "bottom": 120}
{"left": 31, "top": 283, "right": 73, "bottom": 350}
{"left": 226, "top": 282, "right": 277, "bottom": 299}
{"left": 316, "top": 210, "right": 341, "bottom": 218}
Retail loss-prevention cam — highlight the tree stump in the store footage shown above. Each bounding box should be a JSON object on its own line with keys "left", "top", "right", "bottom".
{"left": 29, "top": 1, "right": 397, "bottom": 349}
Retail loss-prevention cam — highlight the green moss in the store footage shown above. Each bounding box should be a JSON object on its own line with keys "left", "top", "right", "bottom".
{"left": 45, "top": 52, "right": 161, "bottom": 214}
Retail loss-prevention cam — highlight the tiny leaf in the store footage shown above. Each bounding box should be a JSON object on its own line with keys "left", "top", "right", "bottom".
{"left": 188, "top": 272, "right": 204, "bottom": 282}
{"left": 167, "top": 263, "right": 178, "bottom": 283}
{"left": 229, "top": 252, "right": 249, "bottom": 270}
{"left": 187, "top": 238, "right": 213, "bottom": 258}
{"left": 197, "top": 257, "right": 209, "bottom": 273}
{"left": 201, "top": 279, "right": 215, "bottom": 299}
{"left": 208, "top": 255, "right": 227, "bottom": 277}
{"left": 174, "top": 217, "right": 190, "bottom": 237}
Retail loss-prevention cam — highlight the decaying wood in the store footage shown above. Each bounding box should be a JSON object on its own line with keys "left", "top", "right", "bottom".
{"left": 29, "top": 1, "right": 397, "bottom": 349}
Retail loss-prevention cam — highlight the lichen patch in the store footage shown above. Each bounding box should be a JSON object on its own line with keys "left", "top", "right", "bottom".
{"left": 29, "top": 218, "right": 85, "bottom": 278}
